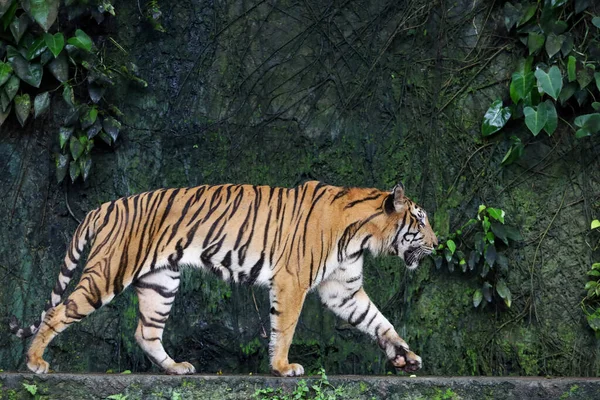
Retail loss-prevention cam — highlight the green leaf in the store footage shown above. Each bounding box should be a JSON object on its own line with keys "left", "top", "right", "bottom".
{"left": 496, "top": 280, "right": 512, "bottom": 308}
{"left": 485, "top": 231, "right": 495, "bottom": 244}
{"left": 481, "top": 100, "right": 511, "bottom": 136}
{"left": 10, "top": 13, "right": 30, "bottom": 44}
{"left": 577, "top": 66, "right": 594, "bottom": 89}
{"left": 503, "top": 2, "right": 520, "bottom": 31}
{"left": 44, "top": 32, "right": 64, "bottom": 58}
{"left": 80, "top": 106, "right": 98, "bottom": 129}
{"left": 518, "top": 4, "right": 536, "bottom": 27}
{"left": 70, "top": 135, "right": 84, "bottom": 161}
{"left": 80, "top": 154, "right": 92, "bottom": 181}
{"left": 574, "top": 113, "right": 600, "bottom": 137}
{"left": 34, "top": 91, "right": 49, "bottom": 118}
{"left": 14, "top": 93, "right": 31, "bottom": 126}
{"left": 568, "top": 56, "right": 577, "bottom": 82}
{"left": 592, "top": 102, "right": 600, "bottom": 111}
{"left": 69, "top": 160, "right": 81, "bottom": 182}
{"left": 593, "top": 263, "right": 600, "bottom": 270}
{"left": 59, "top": 126, "right": 74, "bottom": 149}
{"left": 558, "top": 82, "right": 576, "bottom": 105}
{"left": 484, "top": 244, "right": 497, "bottom": 269}
{"left": 527, "top": 32, "right": 545, "bottom": 55}
{"left": 3, "top": 75, "right": 19, "bottom": 103}
{"left": 593, "top": 17, "right": 600, "bottom": 29}
{"left": 487, "top": 207, "right": 505, "bottom": 224}
{"left": 504, "top": 225, "right": 523, "bottom": 241}
{"left": 23, "top": 0, "right": 59, "bottom": 31}
{"left": 22, "top": 383, "right": 37, "bottom": 396}
{"left": 0, "top": 104, "right": 11, "bottom": 127}
{"left": 0, "top": 61, "right": 13, "bottom": 86}
{"left": 592, "top": 220, "right": 600, "bottom": 230}
{"left": 8, "top": 52, "right": 42, "bottom": 88}
{"left": 88, "top": 83, "right": 105, "bottom": 103}
{"left": 67, "top": 29, "right": 93, "bottom": 52}
{"left": 1, "top": 1, "right": 17, "bottom": 30}
{"left": 535, "top": 66, "right": 563, "bottom": 100}
{"left": 501, "top": 136, "right": 524, "bottom": 166}
{"left": 473, "top": 289, "right": 483, "bottom": 308}
{"left": 87, "top": 119, "right": 102, "bottom": 138}
{"left": 468, "top": 250, "right": 479, "bottom": 271}
{"left": 103, "top": 117, "right": 122, "bottom": 142}
{"left": 48, "top": 52, "right": 68, "bottom": 83}
{"left": 560, "top": 33, "right": 573, "bottom": 56}
{"left": 541, "top": 100, "right": 557, "bottom": 136}
{"left": 26, "top": 37, "right": 47, "bottom": 60}
{"left": 482, "top": 282, "right": 493, "bottom": 302}
{"left": 446, "top": 239, "right": 456, "bottom": 255}
{"left": 55, "top": 153, "right": 69, "bottom": 183}
{"left": 585, "top": 281, "right": 597, "bottom": 290}
{"left": 545, "top": 34, "right": 564, "bottom": 58}
{"left": 510, "top": 71, "right": 534, "bottom": 104}
{"left": 63, "top": 83, "right": 75, "bottom": 108}
{"left": 524, "top": 105, "right": 548, "bottom": 136}
{"left": 587, "top": 270, "right": 600, "bottom": 277}
{"left": 0, "top": 0, "right": 13, "bottom": 18}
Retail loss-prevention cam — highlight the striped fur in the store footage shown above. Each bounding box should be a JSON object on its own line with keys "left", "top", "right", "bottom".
{"left": 10, "top": 181, "right": 437, "bottom": 376}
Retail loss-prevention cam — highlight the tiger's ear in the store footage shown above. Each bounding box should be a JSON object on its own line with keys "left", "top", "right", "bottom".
{"left": 384, "top": 183, "right": 405, "bottom": 214}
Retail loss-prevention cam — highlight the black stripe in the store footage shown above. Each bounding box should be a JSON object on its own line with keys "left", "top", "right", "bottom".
{"left": 344, "top": 194, "right": 381, "bottom": 209}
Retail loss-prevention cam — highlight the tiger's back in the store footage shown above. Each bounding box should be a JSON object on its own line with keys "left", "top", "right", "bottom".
{"left": 11, "top": 181, "right": 437, "bottom": 376}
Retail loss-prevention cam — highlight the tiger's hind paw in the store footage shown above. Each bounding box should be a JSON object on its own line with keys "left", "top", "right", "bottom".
{"left": 165, "top": 361, "right": 196, "bottom": 375}
{"left": 27, "top": 357, "right": 50, "bottom": 374}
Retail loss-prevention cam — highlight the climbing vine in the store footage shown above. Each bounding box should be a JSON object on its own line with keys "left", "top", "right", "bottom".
{"left": 481, "top": 0, "right": 600, "bottom": 165}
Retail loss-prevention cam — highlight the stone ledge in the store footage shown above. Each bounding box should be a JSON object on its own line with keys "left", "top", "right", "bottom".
{"left": 1, "top": 373, "right": 599, "bottom": 400}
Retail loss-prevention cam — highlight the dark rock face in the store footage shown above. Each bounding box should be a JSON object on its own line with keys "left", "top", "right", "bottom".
{"left": 1, "top": 0, "right": 600, "bottom": 377}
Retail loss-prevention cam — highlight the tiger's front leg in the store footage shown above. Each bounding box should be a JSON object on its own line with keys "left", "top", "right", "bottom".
{"left": 268, "top": 282, "right": 308, "bottom": 377}
{"left": 318, "top": 265, "right": 422, "bottom": 373}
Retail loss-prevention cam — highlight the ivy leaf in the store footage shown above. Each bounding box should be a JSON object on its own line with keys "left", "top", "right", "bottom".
{"left": 501, "top": 135, "right": 524, "bottom": 166}
{"left": 577, "top": 66, "right": 594, "bottom": 89}
{"left": 535, "top": 66, "right": 563, "bottom": 100}
{"left": 0, "top": 0, "right": 17, "bottom": 30}
{"left": 80, "top": 106, "right": 98, "bottom": 129}
{"left": 524, "top": 105, "right": 548, "bottom": 136}
{"left": 10, "top": 13, "right": 31, "bottom": 44}
{"left": 69, "top": 160, "right": 81, "bottom": 182}
{"left": 558, "top": 82, "right": 576, "bottom": 105}
{"left": 67, "top": 29, "right": 93, "bottom": 52}
{"left": 0, "top": 104, "right": 11, "bottom": 127}
{"left": 80, "top": 154, "right": 92, "bottom": 181}
{"left": 55, "top": 153, "right": 69, "bottom": 183}
{"left": 482, "top": 282, "right": 493, "bottom": 303}
{"left": 567, "top": 56, "right": 577, "bottom": 82}
{"left": 34, "top": 91, "right": 50, "bottom": 118}
{"left": 504, "top": 226, "right": 523, "bottom": 241}
{"left": 504, "top": 3, "right": 521, "bottom": 31}
{"left": 593, "top": 17, "right": 600, "bottom": 29}
{"left": 496, "top": 280, "right": 512, "bottom": 308}
{"left": 574, "top": 113, "right": 600, "bottom": 138}
{"left": 517, "top": 4, "right": 536, "bottom": 27}
{"left": 0, "top": 0, "right": 13, "bottom": 18}
{"left": 0, "top": 61, "right": 13, "bottom": 86}
{"left": 26, "top": 37, "right": 47, "bottom": 61}
{"left": 560, "top": 33, "right": 573, "bottom": 57}
{"left": 484, "top": 244, "right": 497, "bottom": 269}
{"left": 59, "top": 126, "right": 74, "bottom": 149}
{"left": 102, "top": 116, "right": 122, "bottom": 142}
{"left": 446, "top": 239, "right": 456, "bottom": 255}
{"left": 98, "top": 131, "right": 113, "bottom": 145}
{"left": 487, "top": 207, "right": 505, "bottom": 223}
{"left": 592, "top": 220, "right": 600, "bottom": 230}
{"left": 14, "top": 93, "right": 31, "bottom": 126}
{"left": 497, "top": 253, "right": 509, "bottom": 273}
{"left": 527, "top": 32, "right": 545, "bottom": 55}
{"left": 541, "top": 100, "right": 557, "bottom": 136}
{"left": 593, "top": 102, "right": 600, "bottom": 111}
{"left": 44, "top": 32, "right": 64, "bottom": 58}
{"left": 473, "top": 289, "right": 483, "bottom": 308}
{"left": 510, "top": 71, "right": 534, "bottom": 104}
{"left": 468, "top": 250, "right": 480, "bottom": 271}
{"left": 69, "top": 135, "right": 84, "bottom": 161}
{"left": 595, "top": 72, "right": 600, "bottom": 92}
{"left": 481, "top": 100, "right": 511, "bottom": 136}
{"left": 8, "top": 52, "right": 42, "bottom": 88}
{"left": 545, "top": 34, "right": 564, "bottom": 58}
{"left": 63, "top": 83, "right": 75, "bottom": 108}
{"left": 88, "top": 83, "right": 105, "bottom": 103}
{"left": 3, "top": 75, "right": 19, "bottom": 104}
{"left": 474, "top": 232, "right": 485, "bottom": 255}
{"left": 22, "top": 0, "right": 59, "bottom": 31}
{"left": 48, "top": 51, "right": 68, "bottom": 82}
{"left": 87, "top": 119, "right": 102, "bottom": 139}
{"left": 550, "top": 0, "right": 568, "bottom": 8}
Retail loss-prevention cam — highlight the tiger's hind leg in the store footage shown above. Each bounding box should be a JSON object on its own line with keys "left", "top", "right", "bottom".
{"left": 26, "top": 272, "right": 115, "bottom": 373}
{"left": 134, "top": 267, "right": 195, "bottom": 375}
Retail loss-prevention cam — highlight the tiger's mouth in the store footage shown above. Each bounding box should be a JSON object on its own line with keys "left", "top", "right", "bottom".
{"left": 403, "top": 245, "right": 434, "bottom": 269}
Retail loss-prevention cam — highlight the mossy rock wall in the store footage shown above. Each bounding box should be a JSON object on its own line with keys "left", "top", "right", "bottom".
{"left": 1, "top": 0, "right": 600, "bottom": 376}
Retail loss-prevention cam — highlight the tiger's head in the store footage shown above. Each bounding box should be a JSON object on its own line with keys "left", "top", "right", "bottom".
{"left": 382, "top": 183, "right": 438, "bottom": 270}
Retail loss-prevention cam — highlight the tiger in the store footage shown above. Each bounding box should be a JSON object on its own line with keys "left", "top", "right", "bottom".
{"left": 10, "top": 180, "right": 437, "bottom": 376}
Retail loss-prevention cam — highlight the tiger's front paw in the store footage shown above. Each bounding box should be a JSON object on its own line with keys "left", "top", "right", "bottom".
{"left": 165, "top": 361, "right": 196, "bottom": 375}
{"left": 271, "top": 362, "right": 305, "bottom": 377}
{"left": 391, "top": 348, "right": 422, "bottom": 372}
{"left": 27, "top": 356, "right": 50, "bottom": 374}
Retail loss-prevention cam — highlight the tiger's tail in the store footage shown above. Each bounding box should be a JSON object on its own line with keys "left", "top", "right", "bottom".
{"left": 10, "top": 210, "right": 98, "bottom": 339}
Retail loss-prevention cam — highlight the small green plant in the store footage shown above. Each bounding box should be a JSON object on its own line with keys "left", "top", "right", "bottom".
{"left": 22, "top": 382, "right": 37, "bottom": 396}
{"left": 106, "top": 394, "right": 128, "bottom": 400}
{"left": 582, "top": 219, "right": 600, "bottom": 332}
{"left": 252, "top": 368, "right": 344, "bottom": 400}
{"left": 240, "top": 337, "right": 262, "bottom": 356}
{"left": 481, "top": 1, "right": 600, "bottom": 164}
{"left": 432, "top": 205, "right": 522, "bottom": 308}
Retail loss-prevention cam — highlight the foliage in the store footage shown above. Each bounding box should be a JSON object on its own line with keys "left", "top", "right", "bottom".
{"left": 0, "top": 0, "right": 138, "bottom": 184}
{"left": 253, "top": 368, "right": 345, "bottom": 400}
{"left": 582, "top": 219, "right": 600, "bottom": 333}
{"left": 145, "top": 1, "right": 165, "bottom": 32}
{"left": 481, "top": 1, "right": 600, "bottom": 163}
{"left": 106, "top": 394, "right": 128, "bottom": 400}
{"left": 431, "top": 205, "right": 523, "bottom": 309}
{"left": 22, "top": 382, "right": 37, "bottom": 396}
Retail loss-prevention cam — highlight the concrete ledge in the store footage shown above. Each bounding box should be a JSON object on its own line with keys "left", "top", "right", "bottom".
{"left": 1, "top": 373, "right": 600, "bottom": 400}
